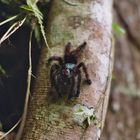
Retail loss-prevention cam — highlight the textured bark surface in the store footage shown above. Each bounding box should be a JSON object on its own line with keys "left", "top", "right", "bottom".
{"left": 101, "top": 0, "right": 140, "bottom": 139}
{"left": 21, "top": 0, "right": 113, "bottom": 140}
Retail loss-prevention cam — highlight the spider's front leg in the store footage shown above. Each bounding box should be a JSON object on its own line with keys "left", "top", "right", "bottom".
{"left": 50, "top": 64, "right": 60, "bottom": 87}
{"left": 68, "top": 76, "right": 75, "bottom": 100}
{"left": 48, "top": 56, "right": 63, "bottom": 65}
{"left": 77, "top": 62, "right": 92, "bottom": 85}
{"left": 54, "top": 82, "right": 63, "bottom": 98}
{"left": 50, "top": 64, "right": 62, "bottom": 98}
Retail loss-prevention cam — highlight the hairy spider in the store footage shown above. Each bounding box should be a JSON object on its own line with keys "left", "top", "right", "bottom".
{"left": 48, "top": 41, "right": 92, "bottom": 99}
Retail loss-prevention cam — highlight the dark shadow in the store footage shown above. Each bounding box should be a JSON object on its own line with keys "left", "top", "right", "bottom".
{"left": 0, "top": 25, "right": 40, "bottom": 132}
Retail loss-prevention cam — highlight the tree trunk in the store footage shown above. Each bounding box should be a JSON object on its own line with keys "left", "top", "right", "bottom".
{"left": 18, "top": 0, "right": 113, "bottom": 140}
{"left": 101, "top": 0, "right": 140, "bottom": 139}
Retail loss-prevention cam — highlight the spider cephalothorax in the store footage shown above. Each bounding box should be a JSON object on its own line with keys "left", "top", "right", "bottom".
{"left": 48, "top": 41, "right": 92, "bottom": 99}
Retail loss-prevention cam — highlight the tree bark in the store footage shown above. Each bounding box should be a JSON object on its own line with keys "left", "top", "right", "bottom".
{"left": 19, "top": 0, "right": 113, "bottom": 140}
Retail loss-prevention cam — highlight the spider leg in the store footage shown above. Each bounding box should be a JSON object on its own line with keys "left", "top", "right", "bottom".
{"left": 68, "top": 76, "right": 75, "bottom": 100}
{"left": 77, "top": 62, "right": 92, "bottom": 85}
{"left": 54, "top": 82, "right": 62, "bottom": 98}
{"left": 52, "top": 69, "right": 63, "bottom": 98}
{"left": 50, "top": 64, "right": 60, "bottom": 87}
{"left": 75, "top": 69, "right": 81, "bottom": 97}
{"left": 48, "top": 56, "right": 63, "bottom": 65}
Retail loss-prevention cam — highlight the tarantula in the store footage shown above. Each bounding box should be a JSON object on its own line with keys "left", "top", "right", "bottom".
{"left": 48, "top": 41, "right": 92, "bottom": 99}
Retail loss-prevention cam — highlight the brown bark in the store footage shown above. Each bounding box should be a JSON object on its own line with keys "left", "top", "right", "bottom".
{"left": 18, "top": 0, "right": 113, "bottom": 140}
{"left": 101, "top": 0, "right": 140, "bottom": 139}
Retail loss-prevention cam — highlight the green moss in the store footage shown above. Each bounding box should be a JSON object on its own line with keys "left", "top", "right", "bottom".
{"left": 48, "top": 112, "right": 60, "bottom": 123}
{"left": 50, "top": 24, "right": 74, "bottom": 46}
{"left": 58, "top": 121, "right": 67, "bottom": 129}
{"left": 47, "top": 0, "right": 77, "bottom": 47}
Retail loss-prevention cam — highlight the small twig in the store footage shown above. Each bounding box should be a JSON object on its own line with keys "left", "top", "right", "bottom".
{"left": 15, "top": 29, "right": 33, "bottom": 140}
{"left": 0, "top": 119, "right": 21, "bottom": 140}
{"left": 0, "top": 23, "right": 17, "bottom": 42}
{"left": 42, "top": 28, "right": 50, "bottom": 51}
{"left": 94, "top": 94, "right": 105, "bottom": 113}
{"left": 0, "top": 17, "right": 26, "bottom": 45}
{"left": 62, "top": 0, "right": 78, "bottom": 6}
{"left": 80, "top": 36, "right": 114, "bottom": 140}
{"left": 0, "top": 15, "right": 18, "bottom": 26}
{"left": 31, "top": 73, "right": 36, "bottom": 78}
{"left": 100, "top": 35, "right": 115, "bottom": 130}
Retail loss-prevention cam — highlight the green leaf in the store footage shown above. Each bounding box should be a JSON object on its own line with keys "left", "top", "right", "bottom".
{"left": 112, "top": 22, "right": 125, "bottom": 35}
{"left": 112, "top": 74, "right": 116, "bottom": 80}
{"left": 0, "top": 0, "right": 11, "bottom": 4}
{"left": 0, "top": 65, "right": 6, "bottom": 75}
{"left": 34, "top": 25, "right": 41, "bottom": 44}
{"left": 0, "top": 15, "right": 18, "bottom": 26}
{"left": 87, "top": 116, "right": 91, "bottom": 126}
{"left": 76, "top": 107, "right": 83, "bottom": 113}
{"left": 20, "top": 5, "right": 34, "bottom": 12}
{"left": 25, "top": 0, "right": 49, "bottom": 49}
{"left": 90, "top": 114, "right": 96, "bottom": 120}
